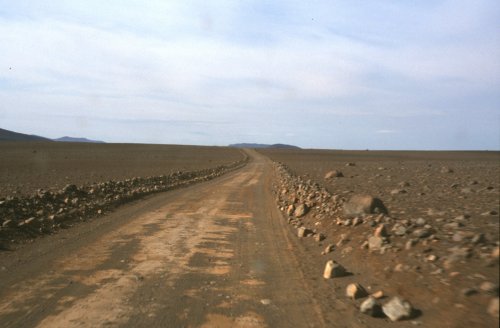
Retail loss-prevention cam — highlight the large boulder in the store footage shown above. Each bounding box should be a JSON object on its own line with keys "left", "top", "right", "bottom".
{"left": 324, "top": 170, "right": 344, "bottom": 179}
{"left": 343, "top": 195, "right": 387, "bottom": 218}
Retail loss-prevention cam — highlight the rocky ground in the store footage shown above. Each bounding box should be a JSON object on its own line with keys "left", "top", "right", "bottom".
{"left": 261, "top": 148, "right": 499, "bottom": 327}
{"left": 0, "top": 143, "right": 247, "bottom": 247}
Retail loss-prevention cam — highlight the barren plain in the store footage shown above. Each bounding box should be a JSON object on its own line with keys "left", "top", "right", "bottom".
{"left": 0, "top": 145, "right": 498, "bottom": 327}
{"left": 0, "top": 142, "right": 244, "bottom": 198}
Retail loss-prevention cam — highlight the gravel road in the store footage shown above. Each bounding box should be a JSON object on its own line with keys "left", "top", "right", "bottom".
{"left": 0, "top": 150, "right": 322, "bottom": 327}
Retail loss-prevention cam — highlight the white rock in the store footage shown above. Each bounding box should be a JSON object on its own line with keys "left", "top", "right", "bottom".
{"left": 382, "top": 296, "right": 413, "bottom": 321}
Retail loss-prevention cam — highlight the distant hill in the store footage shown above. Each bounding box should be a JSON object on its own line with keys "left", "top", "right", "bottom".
{"left": 229, "top": 143, "right": 300, "bottom": 149}
{"left": 54, "top": 136, "right": 105, "bottom": 143}
{"left": 0, "top": 128, "right": 52, "bottom": 142}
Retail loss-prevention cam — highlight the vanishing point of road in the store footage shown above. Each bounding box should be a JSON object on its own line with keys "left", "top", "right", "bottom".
{"left": 0, "top": 150, "right": 323, "bottom": 327}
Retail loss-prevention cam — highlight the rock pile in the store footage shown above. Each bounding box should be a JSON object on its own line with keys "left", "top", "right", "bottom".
{"left": 0, "top": 158, "right": 248, "bottom": 245}
{"left": 271, "top": 161, "right": 500, "bottom": 323}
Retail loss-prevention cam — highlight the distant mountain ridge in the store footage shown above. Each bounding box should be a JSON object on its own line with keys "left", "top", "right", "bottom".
{"left": 54, "top": 136, "right": 105, "bottom": 143}
{"left": 0, "top": 128, "right": 52, "bottom": 142}
{"left": 0, "top": 128, "right": 105, "bottom": 143}
{"left": 229, "top": 143, "right": 300, "bottom": 149}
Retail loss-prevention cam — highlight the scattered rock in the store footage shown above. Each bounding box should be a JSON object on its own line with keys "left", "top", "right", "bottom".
{"left": 488, "top": 298, "right": 499, "bottom": 318}
{"left": 480, "top": 282, "right": 499, "bottom": 296}
{"left": 393, "top": 224, "right": 407, "bottom": 236}
{"left": 322, "top": 244, "right": 334, "bottom": 255}
{"left": 461, "top": 288, "right": 478, "bottom": 296}
{"left": 492, "top": 247, "right": 500, "bottom": 260}
{"left": 452, "top": 232, "right": 464, "bottom": 242}
{"left": 372, "top": 290, "right": 384, "bottom": 299}
{"left": 323, "top": 260, "right": 346, "bottom": 279}
{"left": 336, "top": 234, "right": 349, "bottom": 247}
{"left": 345, "top": 162, "right": 356, "bottom": 167}
{"left": 294, "top": 204, "right": 308, "bottom": 218}
{"left": 368, "top": 236, "right": 384, "bottom": 251}
{"left": 352, "top": 217, "right": 363, "bottom": 226}
{"left": 440, "top": 167, "right": 454, "bottom": 173}
{"left": 481, "top": 210, "right": 498, "bottom": 216}
{"left": 374, "top": 224, "right": 388, "bottom": 238}
{"left": 382, "top": 296, "right": 414, "bottom": 321}
{"left": 426, "top": 254, "right": 438, "bottom": 262}
{"left": 415, "top": 218, "right": 426, "bottom": 226}
{"left": 471, "top": 233, "right": 486, "bottom": 245}
{"left": 413, "top": 228, "right": 431, "bottom": 239}
{"left": 346, "top": 283, "right": 367, "bottom": 300}
{"left": 391, "top": 189, "right": 407, "bottom": 195}
{"left": 405, "top": 239, "right": 417, "bottom": 250}
{"left": 314, "top": 233, "right": 325, "bottom": 242}
{"left": 360, "top": 297, "right": 383, "bottom": 317}
{"left": 297, "top": 227, "right": 310, "bottom": 238}
{"left": 260, "top": 299, "right": 271, "bottom": 305}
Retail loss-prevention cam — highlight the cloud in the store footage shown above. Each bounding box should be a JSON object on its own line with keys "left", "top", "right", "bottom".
{"left": 0, "top": 1, "right": 499, "bottom": 149}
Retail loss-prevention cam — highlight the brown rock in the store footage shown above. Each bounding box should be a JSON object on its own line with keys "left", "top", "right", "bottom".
{"left": 374, "top": 224, "right": 388, "bottom": 238}
{"left": 368, "top": 236, "right": 383, "bottom": 251}
{"left": 323, "top": 260, "right": 346, "bottom": 279}
{"left": 294, "top": 204, "right": 308, "bottom": 218}
{"left": 314, "top": 233, "right": 325, "bottom": 242}
{"left": 346, "top": 283, "right": 367, "bottom": 299}
{"left": 297, "top": 227, "right": 308, "bottom": 238}
{"left": 488, "top": 298, "right": 499, "bottom": 318}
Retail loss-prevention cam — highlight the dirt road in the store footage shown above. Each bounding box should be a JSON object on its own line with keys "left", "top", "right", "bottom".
{"left": 0, "top": 150, "right": 322, "bottom": 327}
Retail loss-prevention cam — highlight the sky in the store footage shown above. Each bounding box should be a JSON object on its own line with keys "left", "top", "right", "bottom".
{"left": 0, "top": 1, "right": 499, "bottom": 150}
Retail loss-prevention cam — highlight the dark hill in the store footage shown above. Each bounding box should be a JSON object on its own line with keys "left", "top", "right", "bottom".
{"left": 229, "top": 143, "right": 300, "bottom": 149}
{"left": 0, "top": 128, "right": 52, "bottom": 142}
{"left": 54, "top": 136, "right": 105, "bottom": 143}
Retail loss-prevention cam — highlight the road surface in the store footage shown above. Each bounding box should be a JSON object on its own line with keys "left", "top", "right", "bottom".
{"left": 0, "top": 150, "right": 323, "bottom": 327}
